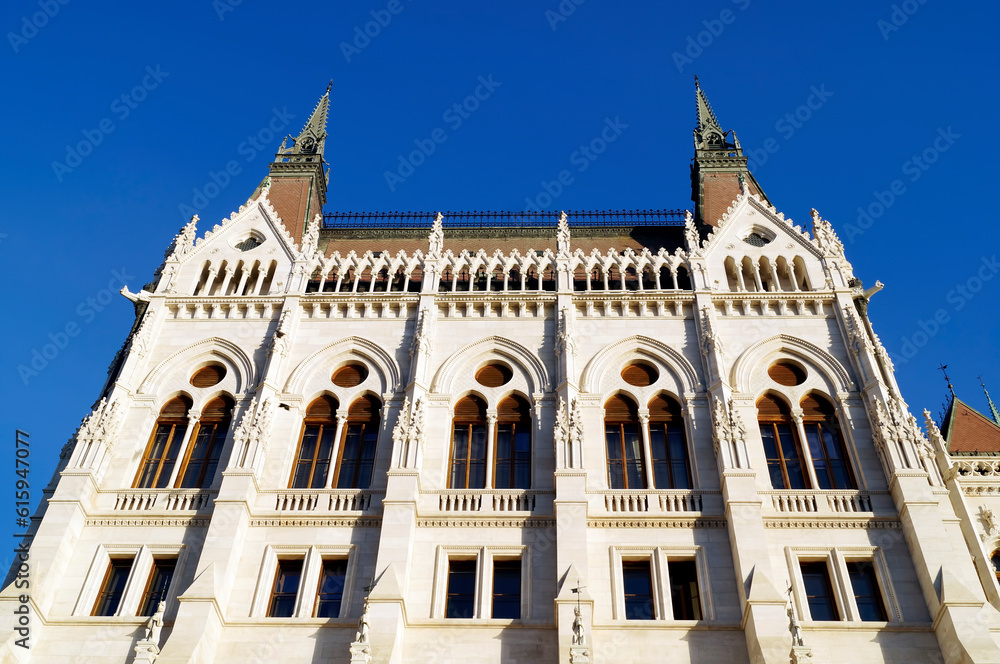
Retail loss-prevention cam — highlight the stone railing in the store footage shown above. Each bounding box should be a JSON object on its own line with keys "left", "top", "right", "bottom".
{"left": 593, "top": 490, "right": 705, "bottom": 514}
{"left": 765, "top": 490, "right": 872, "bottom": 515}
{"left": 112, "top": 489, "right": 215, "bottom": 512}
{"left": 432, "top": 490, "right": 539, "bottom": 513}
{"left": 271, "top": 490, "right": 375, "bottom": 513}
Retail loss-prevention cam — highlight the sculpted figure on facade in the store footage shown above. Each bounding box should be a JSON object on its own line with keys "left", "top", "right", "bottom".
{"left": 712, "top": 396, "right": 749, "bottom": 469}
{"left": 233, "top": 397, "right": 275, "bottom": 468}
{"left": 572, "top": 605, "right": 585, "bottom": 646}
{"left": 143, "top": 601, "right": 166, "bottom": 645}
{"left": 300, "top": 213, "right": 322, "bottom": 261}
{"left": 810, "top": 208, "right": 844, "bottom": 257}
{"left": 554, "top": 398, "right": 570, "bottom": 469}
{"left": 428, "top": 213, "right": 444, "bottom": 257}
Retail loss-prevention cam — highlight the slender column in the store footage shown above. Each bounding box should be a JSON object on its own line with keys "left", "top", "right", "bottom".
{"left": 638, "top": 411, "right": 655, "bottom": 489}
{"left": 790, "top": 410, "right": 821, "bottom": 490}
{"left": 327, "top": 414, "right": 348, "bottom": 486}
{"left": 165, "top": 412, "right": 201, "bottom": 488}
{"left": 218, "top": 266, "right": 235, "bottom": 295}
{"left": 484, "top": 412, "right": 497, "bottom": 488}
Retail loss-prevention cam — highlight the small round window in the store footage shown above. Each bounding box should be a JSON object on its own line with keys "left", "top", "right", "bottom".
{"left": 621, "top": 362, "right": 658, "bottom": 387}
{"left": 768, "top": 361, "right": 806, "bottom": 386}
{"left": 191, "top": 364, "right": 226, "bottom": 388}
{"left": 476, "top": 363, "right": 512, "bottom": 388}
{"left": 332, "top": 363, "right": 369, "bottom": 388}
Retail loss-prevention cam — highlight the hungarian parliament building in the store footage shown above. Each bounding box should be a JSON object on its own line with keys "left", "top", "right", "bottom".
{"left": 4, "top": 81, "right": 1000, "bottom": 664}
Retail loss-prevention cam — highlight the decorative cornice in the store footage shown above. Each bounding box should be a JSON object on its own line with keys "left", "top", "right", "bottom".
{"left": 416, "top": 518, "right": 555, "bottom": 528}
{"left": 86, "top": 517, "right": 210, "bottom": 527}
{"left": 587, "top": 518, "right": 725, "bottom": 529}
{"left": 764, "top": 518, "right": 900, "bottom": 529}
{"left": 249, "top": 517, "right": 382, "bottom": 527}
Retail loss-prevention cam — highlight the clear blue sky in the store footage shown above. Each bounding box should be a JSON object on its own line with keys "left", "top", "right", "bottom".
{"left": 2, "top": 0, "right": 998, "bottom": 544}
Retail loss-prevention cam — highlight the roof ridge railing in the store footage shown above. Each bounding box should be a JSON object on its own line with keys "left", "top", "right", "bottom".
{"left": 322, "top": 209, "right": 687, "bottom": 229}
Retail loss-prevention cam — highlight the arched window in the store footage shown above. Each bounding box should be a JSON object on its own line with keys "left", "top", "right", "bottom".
{"left": 648, "top": 395, "right": 690, "bottom": 489}
{"left": 605, "top": 395, "right": 646, "bottom": 489}
{"left": 757, "top": 394, "right": 809, "bottom": 489}
{"left": 135, "top": 396, "right": 192, "bottom": 488}
{"left": 334, "top": 396, "right": 381, "bottom": 489}
{"left": 801, "top": 394, "right": 855, "bottom": 490}
{"left": 495, "top": 395, "right": 531, "bottom": 489}
{"left": 290, "top": 396, "right": 338, "bottom": 489}
{"left": 176, "top": 395, "right": 233, "bottom": 489}
{"left": 450, "top": 395, "right": 488, "bottom": 489}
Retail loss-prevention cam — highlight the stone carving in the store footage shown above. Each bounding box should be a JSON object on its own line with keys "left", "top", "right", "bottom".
{"left": 699, "top": 306, "right": 723, "bottom": 357}
{"left": 167, "top": 215, "right": 198, "bottom": 262}
{"left": 300, "top": 213, "right": 321, "bottom": 260}
{"left": 980, "top": 506, "right": 999, "bottom": 537}
{"left": 557, "top": 212, "right": 571, "bottom": 256}
{"left": 569, "top": 398, "right": 584, "bottom": 469}
{"left": 233, "top": 397, "right": 275, "bottom": 468}
{"left": 409, "top": 308, "right": 432, "bottom": 358}
{"left": 355, "top": 598, "right": 370, "bottom": 644}
{"left": 120, "top": 286, "right": 152, "bottom": 304}
{"left": 868, "top": 397, "right": 924, "bottom": 472}
{"left": 71, "top": 397, "right": 124, "bottom": 468}
{"left": 842, "top": 306, "right": 873, "bottom": 358}
{"left": 810, "top": 208, "right": 844, "bottom": 256}
{"left": 711, "top": 397, "right": 748, "bottom": 469}
{"left": 556, "top": 307, "right": 577, "bottom": 358}
{"left": 554, "top": 398, "right": 570, "bottom": 467}
{"left": 684, "top": 210, "right": 700, "bottom": 254}
{"left": 428, "top": 213, "right": 444, "bottom": 257}
{"left": 572, "top": 605, "right": 585, "bottom": 645}
{"left": 392, "top": 397, "right": 425, "bottom": 468}
{"left": 130, "top": 312, "right": 155, "bottom": 359}
{"left": 269, "top": 310, "right": 293, "bottom": 358}
{"left": 143, "top": 601, "right": 166, "bottom": 645}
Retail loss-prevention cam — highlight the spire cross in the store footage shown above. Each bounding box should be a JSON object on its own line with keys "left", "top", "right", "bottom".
{"left": 979, "top": 375, "right": 1000, "bottom": 425}
{"left": 939, "top": 364, "right": 955, "bottom": 397}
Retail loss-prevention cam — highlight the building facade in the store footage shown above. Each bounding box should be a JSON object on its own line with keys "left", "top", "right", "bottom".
{"left": 4, "top": 82, "right": 1000, "bottom": 664}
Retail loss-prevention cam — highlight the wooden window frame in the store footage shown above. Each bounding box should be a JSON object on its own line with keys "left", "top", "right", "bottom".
{"left": 267, "top": 558, "right": 304, "bottom": 618}
{"left": 332, "top": 398, "right": 380, "bottom": 489}
{"left": 133, "top": 400, "right": 191, "bottom": 489}
{"left": 175, "top": 399, "right": 232, "bottom": 489}
{"left": 314, "top": 557, "right": 349, "bottom": 619}
{"left": 801, "top": 398, "right": 856, "bottom": 490}
{"left": 757, "top": 397, "right": 810, "bottom": 490}
{"left": 648, "top": 397, "right": 690, "bottom": 490}
{"left": 449, "top": 397, "right": 488, "bottom": 490}
{"left": 138, "top": 557, "right": 177, "bottom": 616}
{"left": 91, "top": 557, "right": 134, "bottom": 617}
{"left": 493, "top": 396, "right": 531, "bottom": 490}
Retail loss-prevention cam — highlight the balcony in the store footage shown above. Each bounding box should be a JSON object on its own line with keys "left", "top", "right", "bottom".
{"left": 764, "top": 490, "right": 873, "bottom": 515}
{"left": 427, "top": 489, "right": 545, "bottom": 514}
{"left": 591, "top": 490, "right": 706, "bottom": 515}
{"left": 268, "top": 489, "right": 376, "bottom": 513}
{"left": 112, "top": 489, "right": 215, "bottom": 512}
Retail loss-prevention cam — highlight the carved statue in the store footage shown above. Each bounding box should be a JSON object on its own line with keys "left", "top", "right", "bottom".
{"left": 684, "top": 210, "right": 700, "bottom": 253}
{"left": 428, "top": 213, "right": 444, "bottom": 257}
{"left": 143, "top": 601, "right": 165, "bottom": 645}
{"left": 981, "top": 506, "right": 999, "bottom": 536}
{"left": 356, "top": 599, "right": 371, "bottom": 644}
{"left": 572, "top": 605, "right": 585, "bottom": 646}
{"left": 120, "top": 286, "right": 152, "bottom": 304}
{"left": 787, "top": 586, "right": 803, "bottom": 647}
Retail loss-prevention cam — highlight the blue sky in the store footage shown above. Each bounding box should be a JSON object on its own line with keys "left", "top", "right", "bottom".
{"left": 2, "top": 0, "right": 998, "bottom": 527}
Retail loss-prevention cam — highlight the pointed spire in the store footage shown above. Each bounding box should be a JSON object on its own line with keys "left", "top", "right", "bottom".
{"left": 695, "top": 75, "right": 722, "bottom": 134}
{"left": 281, "top": 82, "right": 331, "bottom": 158}
{"left": 979, "top": 376, "right": 1000, "bottom": 425}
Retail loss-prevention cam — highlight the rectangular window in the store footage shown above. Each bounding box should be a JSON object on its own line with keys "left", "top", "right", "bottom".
{"left": 760, "top": 422, "right": 808, "bottom": 490}
{"left": 491, "top": 559, "right": 521, "bottom": 619}
{"left": 668, "top": 560, "right": 701, "bottom": 620}
{"left": 800, "top": 561, "right": 839, "bottom": 621}
{"left": 315, "top": 558, "right": 348, "bottom": 618}
{"left": 606, "top": 423, "right": 646, "bottom": 490}
{"left": 446, "top": 559, "right": 477, "bottom": 618}
{"left": 847, "top": 561, "right": 887, "bottom": 621}
{"left": 622, "top": 559, "right": 655, "bottom": 620}
{"left": 268, "top": 559, "right": 303, "bottom": 617}
{"left": 92, "top": 558, "right": 133, "bottom": 616}
{"left": 335, "top": 423, "right": 378, "bottom": 489}
{"left": 649, "top": 423, "right": 690, "bottom": 489}
{"left": 139, "top": 558, "right": 176, "bottom": 616}
{"left": 177, "top": 422, "right": 226, "bottom": 488}
{"left": 450, "top": 424, "right": 487, "bottom": 489}
{"left": 494, "top": 424, "right": 531, "bottom": 489}
{"left": 136, "top": 423, "right": 187, "bottom": 488}
{"left": 291, "top": 424, "right": 336, "bottom": 488}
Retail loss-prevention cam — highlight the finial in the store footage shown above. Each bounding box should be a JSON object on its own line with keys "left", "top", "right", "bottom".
{"left": 979, "top": 376, "right": 1000, "bottom": 425}
{"left": 939, "top": 364, "right": 955, "bottom": 397}
{"left": 325, "top": 79, "right": 333, "bottom": 95}
{"left": 694, "top": 74, "right": 700, "bottom": 89}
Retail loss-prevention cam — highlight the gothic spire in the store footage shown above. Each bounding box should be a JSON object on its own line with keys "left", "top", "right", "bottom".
{"left": 689, "top": 76, "right": 768, "bottom": 226}
{"left": 280, "top": 80, "right": 331, "bottom": 158}
{"left": 980, "top": 377, "right": 1000, "bottom": 425}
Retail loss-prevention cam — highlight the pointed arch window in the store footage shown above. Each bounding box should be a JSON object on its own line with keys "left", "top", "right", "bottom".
{"left": 176, "top": 395, "right": 233, "bottom": 489}
{"left": 495, "top": 395, "right": 531, "bottom": 489}
{"left": 801, "top": 394, "right": 855, "bottom": 490}
{"left": 605, "top": 395, "right": 646, "bottom": 490}
{"left": 333, "top": 396, "right": 381, "bottom": 489}
{"left": 450, "top": 395, "right": 488, "bottom": 489}
{"left": 757, "top": 395, "right": 809, "bottom": 490}
{"left": 135, "top": 396, "right": 192, "bottom": 488}
{"left": 290, "top": 396, "right": 338, "bottom": 489}
{"left": 648, "top": 395, "right": 690, "bottom": 489}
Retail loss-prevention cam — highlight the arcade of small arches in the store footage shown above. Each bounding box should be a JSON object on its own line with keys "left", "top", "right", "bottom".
{"left": 722, "top": 255, "right": 812, "bottom": 293}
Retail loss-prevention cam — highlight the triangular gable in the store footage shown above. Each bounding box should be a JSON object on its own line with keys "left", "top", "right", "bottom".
{"left": 699, "top": 191, "right": 821, "bottom": 259}
{"left": 943, "top": 397, "right": 1000, "bottom": 453}
{"left": 182, "top": 190, "right": 302, "bottom": 265}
